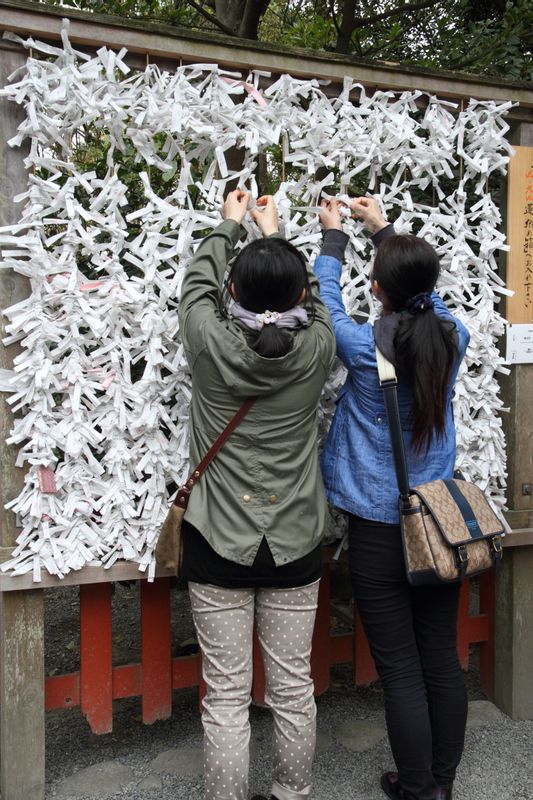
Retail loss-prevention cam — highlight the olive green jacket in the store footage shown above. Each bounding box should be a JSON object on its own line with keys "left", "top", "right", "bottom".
{"left": 179, "top": 219, "right": 335, "bottom": 566}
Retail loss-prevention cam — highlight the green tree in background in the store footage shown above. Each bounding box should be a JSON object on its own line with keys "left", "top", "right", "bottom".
{"left": 41, "top": 0, "right": 532, "bottom": 80}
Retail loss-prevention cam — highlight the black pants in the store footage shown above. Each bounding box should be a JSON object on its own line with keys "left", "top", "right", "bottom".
{"left": 348, "top": 515, "right": 468, "bottom": 800}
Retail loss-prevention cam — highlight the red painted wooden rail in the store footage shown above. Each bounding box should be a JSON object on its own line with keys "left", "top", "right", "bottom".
{"left": 44, "top": 565, "right": 495, "bottom": 735}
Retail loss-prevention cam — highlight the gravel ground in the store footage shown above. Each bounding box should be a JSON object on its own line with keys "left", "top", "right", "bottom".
{"left": 41, "top": 582, "right": 533, "bottom": 800}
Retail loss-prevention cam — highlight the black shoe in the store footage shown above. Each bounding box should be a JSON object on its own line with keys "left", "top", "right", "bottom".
{"left": 381, "top": 772, "right": 452, "bottom": 800}
{"left": 250, "top": 795, "right": 279, "bottom": 800}
{"left": 381, "top": 772, "right": 404, "bottom": 799}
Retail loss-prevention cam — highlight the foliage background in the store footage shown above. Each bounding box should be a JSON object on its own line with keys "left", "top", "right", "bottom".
{"left": 38, "top": 0, "right": 533, "bottom": 82}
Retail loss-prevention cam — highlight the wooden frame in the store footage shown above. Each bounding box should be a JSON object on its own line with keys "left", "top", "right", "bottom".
{"left": 0, "top": 0, "right": 533, "bottom": 116}
{"left": 1, "top": 5, "right": 533, "bottom": 798}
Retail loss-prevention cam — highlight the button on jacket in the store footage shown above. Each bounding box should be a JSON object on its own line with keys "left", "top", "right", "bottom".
{"left": 314, "top": 227, "right": 470, "bottom": 524}
{"left": 178, "top": 219, "right": 336, "bottom": 566}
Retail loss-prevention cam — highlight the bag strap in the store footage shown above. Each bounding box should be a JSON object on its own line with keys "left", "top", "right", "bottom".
{"left": 173, "top": 396, "right": 257, "bottom": 510}
{"left": 375, "top": 346, "right": 411, "bottom": 508}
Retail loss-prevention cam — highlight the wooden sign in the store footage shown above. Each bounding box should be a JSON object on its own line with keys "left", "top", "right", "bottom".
{"left": 506, "top": 146, "right": 533, "bottom": 324}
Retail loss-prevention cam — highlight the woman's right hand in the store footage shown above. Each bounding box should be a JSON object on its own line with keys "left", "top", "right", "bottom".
{"left": 223, "top": 189, "right": 250, "bottom": 224}
{"left": 349, "top": 196, "right": 389, "bottom": 234}
{"left": 319, "top": 198, "right": 343, "bottom": 231}
{"left": 251, "top": 195, "right": 279, "bottom": 236}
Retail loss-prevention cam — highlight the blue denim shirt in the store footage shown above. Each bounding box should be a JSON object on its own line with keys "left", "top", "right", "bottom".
{"left": 314, "top": 250, "right": 470, "bottom": 524}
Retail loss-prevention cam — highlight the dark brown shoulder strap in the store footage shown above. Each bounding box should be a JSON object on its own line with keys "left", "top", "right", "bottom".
{"left": 173, "top": 396, "right": 257, "bottom": 509}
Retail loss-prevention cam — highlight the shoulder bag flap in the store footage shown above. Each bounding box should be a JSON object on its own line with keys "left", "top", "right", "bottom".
{"left": 411, "top": 478, "right": 505, "bottom": 547}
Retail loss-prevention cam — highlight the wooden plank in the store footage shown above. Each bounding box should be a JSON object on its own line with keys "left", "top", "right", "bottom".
{"left": 172, "top": 653, "right": 202, "bottom": 690}
{"left": 79, "top": 583, "right": 113, "bottom": 734}
{"left": 478, "top": 571, "right": 496, "bottom": 699}
{"left": 502, "top": 365, "right": 533, "bottom": 513}
{"left": 0, "top": 561, "right": 175, "bottom": 592}
{"left": 0, "top": 43, "right": 29, "bottom": 551}
{"left": 329, "top": 632, "right": 354, "bottom": 665}
{"left": 0, "top": 0, "right": 533, "bottom": 112}
{"left": 506, "top": 146, "right": 533, "bottom": 323}
{"left": 0, "top": 591, "right": 45, "bottom": 800}
{"left": 502, "top": 529, "right": 533, "bottom": 547}
{"left": 45, "top": 673, "right": 80, "bottom": 710}
{"left": 466, "top": 613, "right": 489, "bottom": 643}
{"left": 0, "top": 41, "right": 45, "bottom": 800}
{"left": 140, "top": 578, "right": 172, "bottom": 723}
{"left": 113, "top": 664, "right": 142, "bottom": 699}
{"left": 503, "top": 509, "right": 533, "bottom": 529}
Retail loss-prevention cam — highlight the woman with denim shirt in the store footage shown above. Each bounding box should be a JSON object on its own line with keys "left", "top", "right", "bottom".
{"left": 314, "top": 197, "right": 470, "bottom": 800}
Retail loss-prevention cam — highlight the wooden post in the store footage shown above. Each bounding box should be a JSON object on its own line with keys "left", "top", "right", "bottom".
{"left": 79, "top": 583, "right": 113, "bottom": 734}
{"left": 0, "top": 40, "right": 46, "bottom": 800}
{"left": 494, "top": 122, "right": 533, "bottom": 720}
{"left": 140, "top": 578, "right": 172, "bottom": 723}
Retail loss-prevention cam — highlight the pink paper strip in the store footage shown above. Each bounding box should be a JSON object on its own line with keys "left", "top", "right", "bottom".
{"left": 101, "top": 371, "right": 116, "bottom": 390}
{"left": 220, "top": 76, "right": 268, "bottom": 107}
{"left": 38, "top": 466, "right": 57, "bottom": 494}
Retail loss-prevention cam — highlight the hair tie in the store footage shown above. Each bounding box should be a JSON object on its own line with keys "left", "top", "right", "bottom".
{"left": 405, "top": 292, "right": 434, "bottom": 313}
{"left": 256, "top": 310, "right": 280, "bottom": 327}
{"left": 227, "top": 299, "right": 308, "bottom": 330}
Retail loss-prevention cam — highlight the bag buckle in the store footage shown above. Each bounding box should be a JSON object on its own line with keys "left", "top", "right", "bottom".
{"left": 174, "top": 486, "right": 191, "bottom": 507}
{"left": 456, "top": 545, "right": 468, "bottom": 564}
{"left": 491, "top": 537, "right": 503, "bottom": 554}
{"left": 400, "top": 495, "right": 411, "bottom": 513}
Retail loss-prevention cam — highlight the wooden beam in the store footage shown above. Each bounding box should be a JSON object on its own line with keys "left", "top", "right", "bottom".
{"left": 0, "top": 561, "right": 175, "bottom": 592}
{"left": 0, "top": 44, "right": 46, "bottom": 800}
{"left": 502, "top": 529, "right": 533, "bottom": 548}
{"left": 0, "top": 590, "right": 45, "bottom": 800}
{"left": 506, "top": 146, "right": 533, "bottom": 324}
{"left": 0, "top": 0, "right": 532, "bottom": 114}
{"left": 0, "top": 31, "right": 29, "bottom": 553}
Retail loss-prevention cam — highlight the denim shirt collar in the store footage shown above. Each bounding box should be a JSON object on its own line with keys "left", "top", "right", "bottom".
{"left": 373, "top": 313, "right": 403, "bottom": 366}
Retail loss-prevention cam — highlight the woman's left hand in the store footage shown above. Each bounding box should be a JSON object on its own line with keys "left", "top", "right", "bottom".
{"left": 223, "top": 189, "right": 250, "bottom": 224}
{"left": 319, "top": 198, "right": 343, "bottom": 231}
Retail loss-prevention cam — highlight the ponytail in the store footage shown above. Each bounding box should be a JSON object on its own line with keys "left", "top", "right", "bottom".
{"left": 373, "top": 234, "right": 458, "bottom": 453}
{"left": 251, "top": 325, "right": 293, "bottom": 358}
{"left": 394, "top": 311, "right": 457, "bottom": 454}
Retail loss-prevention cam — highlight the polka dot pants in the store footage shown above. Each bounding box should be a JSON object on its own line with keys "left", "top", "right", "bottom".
{"left": 189, "top": 580, "right": 319, "bottom": 800}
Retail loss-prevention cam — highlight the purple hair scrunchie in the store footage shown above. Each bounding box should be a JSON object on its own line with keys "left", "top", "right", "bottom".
{"left": 405, "top": 292, "right": 434, "bottom": 313}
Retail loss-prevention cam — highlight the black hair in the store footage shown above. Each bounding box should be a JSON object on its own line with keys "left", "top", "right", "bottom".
{"left": 225, "top": 237, "right": 313, "bottom": 359}
{"left": 373, "top": 234, "right": 458, "bottom": 454}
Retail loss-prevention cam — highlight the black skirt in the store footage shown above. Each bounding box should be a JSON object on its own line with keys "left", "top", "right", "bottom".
{"left": 181, "top": 520, "right": 322, "bottom": 589}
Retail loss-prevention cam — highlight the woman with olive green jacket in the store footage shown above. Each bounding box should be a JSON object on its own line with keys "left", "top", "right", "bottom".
{"left": 178, "top": 190, "right": 335, "bottom": 800}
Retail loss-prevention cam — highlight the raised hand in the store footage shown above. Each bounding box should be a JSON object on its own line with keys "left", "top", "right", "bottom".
{"left": 223, "top": 189, "right": 250, "bottom": 224}
{"left": 251, "top": 195, "right": 279, "bottom": 236}
{"left": 319, "top": 198, "right": 343, "bottom": 231}
{"left": 349, "top": 196, "right": 389, "bottom": 234}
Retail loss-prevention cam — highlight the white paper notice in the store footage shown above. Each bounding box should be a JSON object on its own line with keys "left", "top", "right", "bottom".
{"left": 505, "top": 324, "right": 533, "bottom": 364}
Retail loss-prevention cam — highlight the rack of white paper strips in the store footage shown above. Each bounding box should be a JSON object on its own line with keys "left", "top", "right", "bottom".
{"left": 0, "top": 21, "right": 514, "bottom": 580}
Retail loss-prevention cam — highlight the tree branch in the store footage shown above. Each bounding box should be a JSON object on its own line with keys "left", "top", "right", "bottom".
{"left": 351, "top": 0, "right": 442, "bottom": 31}
{"left": 328, "top": 0, "right": 341, "bottom": 35}
{"left": 185, "top": 0, "right": 236, "bottom": 36}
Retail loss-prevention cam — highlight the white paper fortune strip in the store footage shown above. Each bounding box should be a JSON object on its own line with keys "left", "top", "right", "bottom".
{"left": 0, "top": 22, "right": 512, "bottom": 579}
